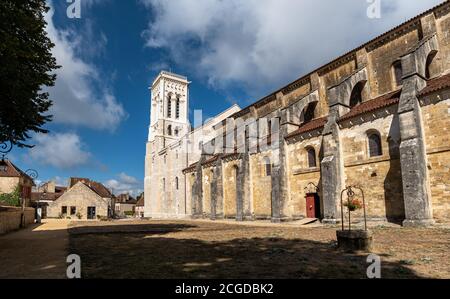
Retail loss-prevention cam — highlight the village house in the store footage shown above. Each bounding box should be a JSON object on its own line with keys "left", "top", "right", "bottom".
{"left": 114, "top": 193, "right": 137, "bottom": 218}
{"left": 0, "top": 159, "right": 34, "bottom": 207}
{"left": 135, "top": 193, "right": 145, "bottom": 218}
{"left": 31, "top": 181, "right": 66, "bottom": 219}
{"left": 46, "top": 178, "right": 113, "bottom": 220}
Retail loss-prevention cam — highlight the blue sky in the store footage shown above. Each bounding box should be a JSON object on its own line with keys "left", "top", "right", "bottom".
{"left": 8, "top": 0, "right": 442, "bottom": 195}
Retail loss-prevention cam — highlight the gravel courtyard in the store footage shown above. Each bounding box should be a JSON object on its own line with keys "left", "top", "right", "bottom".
{"left": 68, "top": 220, "right": 450, "bottom": 279}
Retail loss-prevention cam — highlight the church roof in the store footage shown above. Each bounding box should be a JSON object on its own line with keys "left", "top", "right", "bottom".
{"left": 419, "top": 73, "right": 450, "bottom": 97}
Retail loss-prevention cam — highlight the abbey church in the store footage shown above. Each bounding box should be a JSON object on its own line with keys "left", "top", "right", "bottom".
{"left": 144, "top": 2, "right": 450, "bottom": 226}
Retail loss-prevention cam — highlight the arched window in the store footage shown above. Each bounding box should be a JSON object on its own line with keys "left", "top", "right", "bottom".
{"left": 174, "top": 127, "right": 179, "bottom": 136}
{"left": 303, "top": 102, "right": 317, "bottom": 122}
{"left": 162, "top": 178, "right": 166, "bottom": 191}
{"left": 307, "top": 147, "right": 317, "bottom": 168}
{"left": 349, "top": 82, "right": 365, "bottom": 108}
{"left": 263, "top": 157, "right": 271, "bottom": 176}
{"left": 167, "top": 125, "right": 172, "bottom": 136}
{"left": 392, "top": 60, "right": 403, "bottom": 87}
{"left": 176, "top": 98, "right": 180, "bottom": 119}
{"left": 425, "top": 51, "right": 438, "bottom": 79}
{"left": 167, "top": 97, "right": 172, "bottom": 118}
{"left": 368, "top": 132, "right": 382, "bottom": 157}
{"left": 175, "top": 177, "right": 179, "bottom": 190}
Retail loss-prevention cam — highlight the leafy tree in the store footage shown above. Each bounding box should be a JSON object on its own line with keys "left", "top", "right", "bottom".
{"left": 0, "top": 185, "right": 21, "bottom": 207}
{"left": 0, "top": 0, "right": 59, "bottom": 148}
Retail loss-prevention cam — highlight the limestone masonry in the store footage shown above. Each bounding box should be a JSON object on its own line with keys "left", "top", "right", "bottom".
{"left": 145, "top": 2, "right": 450, "bottom": 226}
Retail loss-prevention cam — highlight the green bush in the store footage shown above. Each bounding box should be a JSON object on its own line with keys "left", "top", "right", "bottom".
{"left": 124, "top": 211, "right": 134, "bottom": 217}
{"left": 0, "top": 186, "right": 21, "bottom": 207}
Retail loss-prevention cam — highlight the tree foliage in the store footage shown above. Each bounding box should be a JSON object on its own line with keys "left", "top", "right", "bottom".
{"left": 0, "top": 185, "right": 21, "bottom": 207}
{"left": 0, "top": 0, "right": 59, "bottom": 148}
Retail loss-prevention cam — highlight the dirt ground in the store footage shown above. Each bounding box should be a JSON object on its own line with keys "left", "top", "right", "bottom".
{"left": 68, "top": 220, "right": 450, "bottom": 279}
{"left": 0, "top": 220, "right": 70, "bottom": 279}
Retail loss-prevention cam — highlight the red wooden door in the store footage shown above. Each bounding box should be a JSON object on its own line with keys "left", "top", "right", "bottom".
{"left": 306, "top": 194, "right": 316, "bottom": 218}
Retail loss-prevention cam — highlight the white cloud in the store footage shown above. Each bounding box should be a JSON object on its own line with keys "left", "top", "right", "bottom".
{"left": 104, "top": 173, "right": 143, "bottom": 196}
{"left": 142, "top": 0, "right": 443, "bottom": 95}
{"left": 44, "top": 2, "right": 127, "bottom": 130}
{"left": 28, "top": 133, "right": 91, "bottom": 169}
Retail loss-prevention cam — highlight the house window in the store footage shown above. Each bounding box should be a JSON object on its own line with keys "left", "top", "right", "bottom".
{"left": 167, "top": 97, "right": 172, "bottom": 118}
{"left": 349, "top": 81, "right": 365, "bottom": 108}
{"left": 307, "top": 147, "right": 317, "bottom": 168}
{"left": 263, "top": 157, "right": 271, "bottom": 176}
{"left": 392, "top": 60, "right": 403, "bottom": 87}
{"left": 168, "top": 125, "right": 172, "bottom": 136}
{"left": 61, "top": 206, "right": 67, "bottom": 215}
{"left": 368, "top": 132, "right": 383, "bottom": 157}
{"left": 176, "top": 98, "right": 180, "bottom": 119}
{"left": 162, "top": 178, "right": 166, "bottom": 191}
{"left": 70, "top": 207, "right": 76, "bottom": 215}
{"left": 176, "top": 177, "right": 179, "bottom": 190}
{"left": 174, "top": 128, "right": 179, "bottom": 136}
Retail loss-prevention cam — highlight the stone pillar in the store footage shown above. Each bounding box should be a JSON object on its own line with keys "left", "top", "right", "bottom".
{"left": 191, "top": 157, "right": 204, "bottom": 218}
{"left": 398, "top": 52, "right": 434, "bottom": 227}
{"left": 236, "top": 155, "right": 245, "bottom": 221}
{"left": 242, "top": 153, "right": 253, "bottom": 221}
{"left": 320, "top": 106, "right": 345, "bottom": 224}
{"left": 210, "top": 157, "right": 224, "bottom": 220}
{"left": 271, "top": 116, "right": 289, "bottom": 223}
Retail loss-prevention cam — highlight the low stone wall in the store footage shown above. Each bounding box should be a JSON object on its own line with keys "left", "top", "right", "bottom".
{"left": 0, "top": 207, "right": 35, "bottom": 235}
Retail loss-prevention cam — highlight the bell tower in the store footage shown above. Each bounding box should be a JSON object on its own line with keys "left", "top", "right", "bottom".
{"left": 148, "top": 71, "right": 190, "bottom": 147}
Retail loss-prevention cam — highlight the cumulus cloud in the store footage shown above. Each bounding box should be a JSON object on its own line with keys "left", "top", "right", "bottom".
{"left": 142, "top": 0, "right": 443, "bottom": 95}
{"left": 28, "top": 133, "right": 91, "bottom": 169}
{"left": 104, "top": 173, "right": 143, "bottom": 196}
{"left": 44, "top": 2, "right": 127, "bottom": 130}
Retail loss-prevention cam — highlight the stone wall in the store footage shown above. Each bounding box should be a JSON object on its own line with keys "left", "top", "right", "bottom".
{"left": 47, "top": 182, "right": 109, "bottom": 220}
{"left": 250, "top": 152, "right": 273, "bottom": 219}
{"left": 0, "top": 207, "right": 35, "bottom": 235}
{"left": 286, "top": 135, "right": 323, "bottom": 218}
{"left": 201, "top": 167, "right": 213, "bottom": 218}
{"left": 422, "top": 93, "right": 450, "bottom": 221}
{"left": 0, "top": 177, "right": 19, "bottom": 195}
{"left": 222, "top": 159, "right": 239, "bottom": 218}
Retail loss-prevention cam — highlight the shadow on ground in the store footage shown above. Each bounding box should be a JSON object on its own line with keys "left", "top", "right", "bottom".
{"left": 68, "top": 223, "right": 425, "bottom": 279}
{"left": 68, "top": 223, "right": 196, "bottom": 235}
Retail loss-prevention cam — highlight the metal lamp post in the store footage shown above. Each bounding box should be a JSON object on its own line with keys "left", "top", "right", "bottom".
{"left": 0, "top": 141, "right": 12, "bottom": 172}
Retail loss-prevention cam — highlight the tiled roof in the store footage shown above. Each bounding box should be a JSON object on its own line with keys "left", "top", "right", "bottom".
{"left": 419, "top": 73, "right": 450, "bottom": 97}
{"left": 201, "top": 155, "right": 220, "bottom": 166}
{"left": 70, "top": 177, "right": 112, "bottom": 198}
{"left": 0, "top": 159, "right": 34, "bottom": 182}
{"left": 339, "top": 90, "right": 401, "bottom": 122}
{"left": 285, "top": 117, "right": 328, "bottom": 139}
{"left": 88, "top": 181, "right": 112, "bottom": 198}
{"left": 31, "top": 192, "right": 63, "bottom": 202}
{"left": 136, "top": 196, "right": 144, "bottom": 207}
{"left": 183, "top": 162, "right": 198, "bottom": 173}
